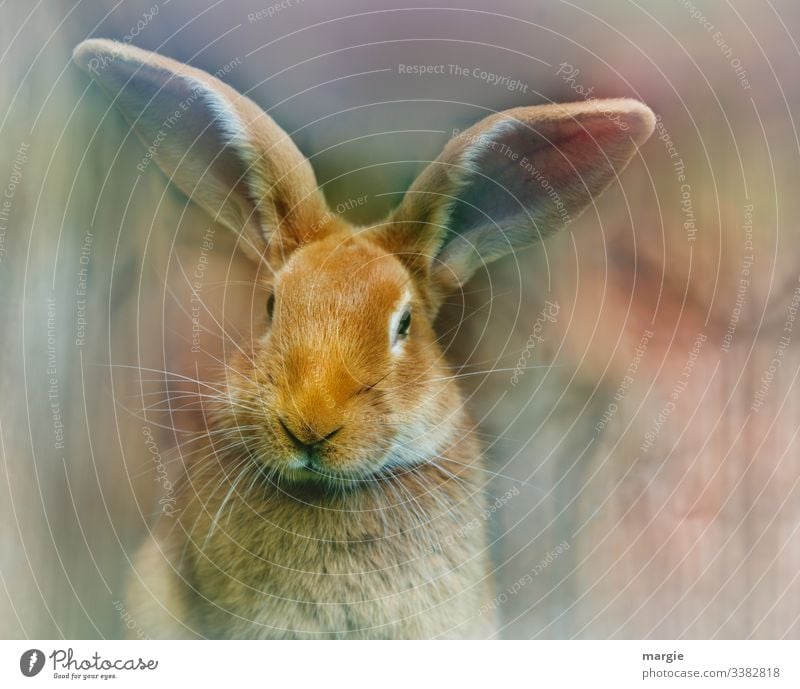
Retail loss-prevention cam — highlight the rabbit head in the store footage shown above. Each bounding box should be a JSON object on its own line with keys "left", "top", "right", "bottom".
{"left": 73, "top": 39, "right": 654, "bottom": 489}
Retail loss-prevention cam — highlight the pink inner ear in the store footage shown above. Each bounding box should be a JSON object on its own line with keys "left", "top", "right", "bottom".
{"left": 447, "top": 116, "right": 625, "bottom": 243}
{"left": 99, "top": 64, "right": 259, "bottom": 226}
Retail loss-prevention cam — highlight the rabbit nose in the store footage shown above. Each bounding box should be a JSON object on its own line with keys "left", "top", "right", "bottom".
{"left": 278, "top": 417, "right": 341, "bottom": 453}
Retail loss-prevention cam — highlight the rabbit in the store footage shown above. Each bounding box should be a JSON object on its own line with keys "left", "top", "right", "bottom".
{"left": 72, "top": 38, "right": 655, "bottom": 639}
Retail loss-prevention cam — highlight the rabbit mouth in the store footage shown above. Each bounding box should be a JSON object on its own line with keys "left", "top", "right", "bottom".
{"left": 268, "top": 442, "right": 410, "bottom": 492}
{"left": 274, "top": 462, "right": 392, "bottom": 492}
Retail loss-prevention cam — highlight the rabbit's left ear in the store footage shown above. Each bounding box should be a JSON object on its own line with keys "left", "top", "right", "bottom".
{"left": 379, "top": 99, "right": 654, "bottom": 302}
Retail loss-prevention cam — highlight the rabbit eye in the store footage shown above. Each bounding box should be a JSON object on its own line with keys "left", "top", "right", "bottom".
{"left": 396, "top": 308, "right": 411, "bottom": 339}
{"left": 390, "top": 295, "right": 412, "bottom": 351}
{"left": 266, "top": 293, "right": 275, "bottom": 321}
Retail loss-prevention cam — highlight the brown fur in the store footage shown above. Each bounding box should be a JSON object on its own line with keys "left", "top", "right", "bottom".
{"left": 125, "top": 229, "right": 495, "bottom": 638}
{"left": 74, "top": 39, "right": 653, "bottom": 638}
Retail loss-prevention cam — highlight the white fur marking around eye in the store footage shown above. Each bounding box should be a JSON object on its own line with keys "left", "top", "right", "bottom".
{"left": 389, "top": 289, "right": 411, "bottom": 354}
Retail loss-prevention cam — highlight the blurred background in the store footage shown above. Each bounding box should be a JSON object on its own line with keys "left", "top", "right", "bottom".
{"left": 1, "top": 0, "right": 799, "bottom": 638}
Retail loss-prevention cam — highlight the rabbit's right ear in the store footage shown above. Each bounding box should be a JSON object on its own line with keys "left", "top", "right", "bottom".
{"left": 73, "top": 39, "right": 330, "bottom": 264}
{"left": 377, "top": 99, "right": 655, "bottom": 308}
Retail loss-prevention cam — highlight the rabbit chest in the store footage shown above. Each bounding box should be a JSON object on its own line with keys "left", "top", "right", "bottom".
{"left": 179, "top": 461, "right": 495, "bottom": 639}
